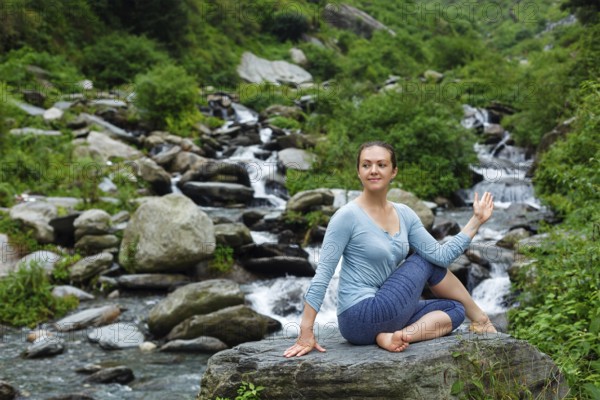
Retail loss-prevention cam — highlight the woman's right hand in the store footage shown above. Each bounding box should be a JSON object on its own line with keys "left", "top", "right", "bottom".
{"left": 283, "top": 333, "right": 326, "bottom": 358}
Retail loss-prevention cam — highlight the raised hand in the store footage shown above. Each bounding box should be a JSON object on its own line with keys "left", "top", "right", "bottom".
{"left": 473, "top": 191, "right": 494, "bottom": 224}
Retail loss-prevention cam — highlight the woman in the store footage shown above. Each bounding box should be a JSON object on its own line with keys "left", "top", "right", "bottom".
{"left": 284, "top": 141, "right": 496, "bottom": 358}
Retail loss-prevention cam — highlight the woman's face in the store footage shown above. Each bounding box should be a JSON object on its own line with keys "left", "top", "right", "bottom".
{"left": 357, "top": 146, "right": 398, "bottom": 191}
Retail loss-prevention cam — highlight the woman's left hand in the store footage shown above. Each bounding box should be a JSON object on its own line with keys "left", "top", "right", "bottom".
{"left": 473, "top": 192, "right": 494, "bottom": 224}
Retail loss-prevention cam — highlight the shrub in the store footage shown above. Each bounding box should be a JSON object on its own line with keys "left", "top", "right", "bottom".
{"left": 0, "top": 261, "right": 79, "bottom": 327}
{"left": 268, "top": 12, "right": 310, "bottom": 42}
{"left": 81, "top": 33, "right": 169, "bottom": 88}
{"left": 134, "top": 63, "right": 199, "bottom": 129}
{"left": 299, "top": 44, "right": 342, "bottom": 81}
{"left": 209, "top": 245, "right": 234, "bottom": 273}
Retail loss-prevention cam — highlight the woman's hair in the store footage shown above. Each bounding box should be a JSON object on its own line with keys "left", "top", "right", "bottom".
{"left": 356, "top": 141, "right": 397, "bottom": 170}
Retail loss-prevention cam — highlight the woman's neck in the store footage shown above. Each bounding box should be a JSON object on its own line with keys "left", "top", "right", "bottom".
{"left": 357, "top": 190, "right": 389, "bottom": 210}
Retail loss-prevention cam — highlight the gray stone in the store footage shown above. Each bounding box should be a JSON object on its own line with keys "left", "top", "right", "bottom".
{"left": 278, "top": 148, "right": 316, "bottom": 171}
{"left": 78, "top": 131, "right": 142, "bottom": 162}
{"left": 43, "top": 107, "right": 64, "bottom": 121}
{"left": 431, "top": 218, "right": 461, "bottom": 240}
{"left": 148, "top": 279, "right": 245, "bottom": 338}
{"left": 23, "top": 337, "right": 65, "bottom": 359}
{"left": 289, "top": 48, "right": 308, "bottom": 65}
{"left": 118, "top": 194, "right": 215, "bottom": 273}
{"left": 496, "top": 228, "right": 532, "bottom": 249}
{"left": 134, "top": 157, "right": 172, "bottom": 195}
{"left": 160, "top": 336, "right": 228, "bottom": 353}
{"left": 74, "top": 234, "right": 120, "bottom": 255}
{"left": 181, "top": 182, "right": 254, "bottom": 207}
{"left": 198, "top": 331, "right": 568, "bottom": 400}
{"left": 69, "top": 252, "right": 113, "bottom": 283}
{"left": 166, "top": 305, "right": 269, "bottom": 346}
{"left": 387, "top": 189, "right": 435, "bottom": 231}
{"left": 0, "top": 380, "right": 18, "bottom": 400}
{"left": 286, "top": 189, "right": 335, "bottom": 212}
{"left": 84, "top": 366, "right": 134, "bottom": 384}
{"left": 171, "top": 151, "right": 206, "bottom": 173}
{"left": 115, "top": 274, "right": 191, "bottom": 290}
{"left": 423, "top": 69, "right": 444, "bottom": 83}
{"left": 54, "top": 305, "right": 121, "bottom": 332}
{"left": 9, "top": 201, "right": 57, "bottom": 243}
{"left": 79, "top": 113, "right": 138, "bottom": 144}
{"left": 88, "top": 322, "right": 145, "bottom": 350}
{"left": 152, "top": 145, "right": 181, "bottom": 167}
{"left": 179, "top": 160, "right": 251, "bottom": 187}
{"left": 73, "top": 209, "right": 111, "bottom": 239}
{"left": 323, "top": 3, "right": 396, "bottom": 38}
{"left": 16, "top": 250, "right": 61, "bottom": 274}
{"left": 0, "top": 234, "right": 19, "bottom": 277}
{"left": 237, "top": 52, "right": 312, "bottom": 86}
{"left": 214, "top": 223, "right": 253, "bottom": 248}
{"left": 52, "top": 285, "right": 95, "bottom": 301}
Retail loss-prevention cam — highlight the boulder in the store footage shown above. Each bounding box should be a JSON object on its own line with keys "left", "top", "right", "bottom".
{"left": 73, "top": 209, "right": 111, "bottom": 240}
{"left": 431, "top": 218, "right": 461, "bottom": 240}
{"left": 181, "top": 182, "right": 254, "bottom": 207}
{"left": 278, "top": 148, "right": 316, "bottom": 171}
{"left": 179, "top": 160, "right": 251, "bottom": 187}
{"left": 496, "top": 228, "right": 532, "bottom": 249}
{"left": 74, "top": 234, "right": 120, "bottom": 254}
{"left": 134, "top": 157, "right": 173, "bottom": 195}
{"left": 171, "top": 151, "right": 206, "bottom": 173}
{"left": 9, "top": 201, "right": 57, "bottom": 243}
{"left": 323, "top": 3, "right": 396, "bottom": 38}
{"left": 69, "top": 252, "right": 113, "bottom": 283}
{"left": 286, "top": 189, "right": 335, "bottom": 212}
{"left": 115, "top": 274, "right": 191, "bottom": 291}
{"left": 16, "top": 250, "right": 61, "bottom": 275}
{"left": 237, "top": 52, "right": 312, "bottom": 86}
{"left": 166, "top": 305, "right": 270, "bottom": 346}
{"left": 214, "top": 223, "right": 253, "bottom": 248}
{"left": 147, "top": 280, "right": 245, "bottom": 338}
{"left": 79, "top": 131, "right": 142, "bottom": 162}
{"left": 54, "top": 305, "right": 121, "bottom": 332}
{"left": 160, "top": 337, "right": 228, "bottom": 353}
{"left": 118, "top": 194, "right": 215, "bottom": 273}
{"left": 84, "top": 366, "right": 134, "bottom": 384}
{"left": 88, "top": 322, "right": 145, "bottom": 350}
{"left": 198, "top": 331, "right": 568, "bottom": 400}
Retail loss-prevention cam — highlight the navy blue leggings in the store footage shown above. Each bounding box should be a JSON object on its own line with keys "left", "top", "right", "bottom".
{"left": 338, "top": 254, "right": 465, "bottom": 345}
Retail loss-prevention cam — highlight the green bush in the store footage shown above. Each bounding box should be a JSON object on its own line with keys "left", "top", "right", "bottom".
{"left": 299, "top": 44, "right": 341, "bottom": 82}
{"left": 134, "top": 63, "right": 199, "bottom": 129}
{"left": 0, "top": 261, "right": 79, "bottom": 328}
{"left": 81, "top": 33, "right": 169, "bottom": 88}
{"left": 209, "top": 245, "right": 234, "bottom": 273}
{"left": 268, "top": 12, "right": 310, "bottom": 42}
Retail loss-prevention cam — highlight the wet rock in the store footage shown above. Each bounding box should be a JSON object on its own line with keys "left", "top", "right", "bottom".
{"left": 23, "top": 337, "right": 65, "bottom": 359}
{"left": 52, "top": 285, "right": 95, "bottom": 301}
{"left": 84, "top": 366, "right": 134, "bottom": 384}
{"left": 88, "top": 322, "right": 145, "bottom": 350}
{"left": 277, "top": 148, "right": 316, "bottom": 171}
{"left": 241, "top": 256, "right": 315, "bottom": 277}
{"left": 115, "top": 274, "right": 191, "bottom": 291}
{"left": 468, "top": 264, "right": 491, "bottom": 291}
{"left": 198, "top": 331, "right": 568, "bottom": 400}
{"left": 74, "top": 209, "right": 111, "bottom": 240}
{"left": 0, "top": 380, "right": 18, "bottom": 400}
{"left": 160, "top": 336, "right": 228, "bottom": 353}
{"left": 69, "top": 252, "right": 114, "bottom": 283}
{"left": 181, "top": 182, "right": 254, "bottom": 207}
{"left": 387, "top": 189, "right": 435, "bottom": 231}
{"left": 431, "top": 218, "right": 461, "bottom": 240}
{"left": 214, "top": 223, "right": 253, "bottom": 248}
{"left": 139, "top": 341, "right": 157, "bottom": 352}
{"left": 237, "top": 51, "right": 312, "bottom": 86}
{"left": 119, "top": 194, "right": 215, "bottom": 273}
{"left": 134, "top": 157, "right": 172, "bottom": 195}
{"left": 166, "top": 305, "right": 269, "bottom": 346}
{"left": 54, "top": 305, "right": 121, "bottom": 332}
{"left": 151, "top": 145, "right": 181, "bottom": 167}
{"left": 286, "top": 189, "right": 334, "bottom": 212}
{"left": 148, "top": 279, "right": 245, "bottom": 338}
{"left": 9, "top": 201, "right": 57, "bottom": 243}
{"left": 179, "top": 160, "right": 251, "bottom": 187}
{"left": 496, "top": 228, "right": 531, "bottom": 249}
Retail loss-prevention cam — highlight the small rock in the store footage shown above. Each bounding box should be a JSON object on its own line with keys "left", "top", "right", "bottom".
{"left": 0, "top": 380, "right": 18, "bottom": 400}
{"left": 23, "top": 337, "right": 65, "bottom": 358}
{"left": 139, "top": 342, "right": 157, "bottom": 352}
{"left": 84, "top": 366, "right": 134, "bottom": 384}
{"left": 52, "top": 285, "right": 95, "bottom": 301}
{"left": 160, "top": 336, "right": 228, "bottom": 353}
{"left": 88, "top": 322, "right": 145, "bottom": 350}
{"left": 54, "top": 305, "right": 121, "bottom": 332}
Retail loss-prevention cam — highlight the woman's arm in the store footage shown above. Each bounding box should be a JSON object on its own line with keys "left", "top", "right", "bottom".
{"left": 408, "top": 192, "right": 494, "bottom": 266}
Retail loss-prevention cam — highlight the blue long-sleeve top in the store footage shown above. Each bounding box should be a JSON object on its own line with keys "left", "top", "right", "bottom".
{"left": 304, "top": 201, "right": 472, "bottom": 315}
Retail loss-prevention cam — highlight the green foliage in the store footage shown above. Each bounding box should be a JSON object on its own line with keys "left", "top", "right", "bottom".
{"left": 298, "top": 44, "right": 342, "bottom": 82}
{"left": 166, "top": 108, "right": 204, "bottom": 138}
{"left": 214, "top": 380, "right": 264, "bottom": 400}
{"left": 81, "top": 33, "right": 169, "bottom": 88}
{"left": 0, "top": 211, "right": 41, "bottom": 255}
{"left": 134, "top": 63, "right": 199, "bottom": 129}
{"left": 268, "top": 12, "right": 310, "bottom": 42}
{"left": 51, "top": 254, "right": 82, "bottom": 284}
{"left": 268, "top": 116, "right": 301, "bottom": 130}
{"left": 0, "top": 261, "right": 79, "bottom": 328}
{"left": 120, "top": 235, "right": 140, "bottom": 273}
{"left": 209, "top": 245, "right": 234, "bottom": 273}
{"left": 561, "top": 0, "right": 600, "bottom": 24}
{"left": 533, "top": 81, "right": 600, "bottom": 221}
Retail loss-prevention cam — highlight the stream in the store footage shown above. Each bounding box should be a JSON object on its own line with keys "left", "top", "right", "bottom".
{"left": 0, "top": 104, "right": 543, "bottom": 399}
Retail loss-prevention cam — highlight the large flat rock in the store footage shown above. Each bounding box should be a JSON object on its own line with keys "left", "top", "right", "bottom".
{"left": 199, "top": 331, "right": 567, "bottom": 400}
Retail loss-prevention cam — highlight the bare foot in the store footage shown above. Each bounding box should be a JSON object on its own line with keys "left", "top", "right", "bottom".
{"left": 469, "top": 315, "right": 497, "bottom": 334}
{"left": 376, "top": 331, "right": 411, "bottom": 352}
